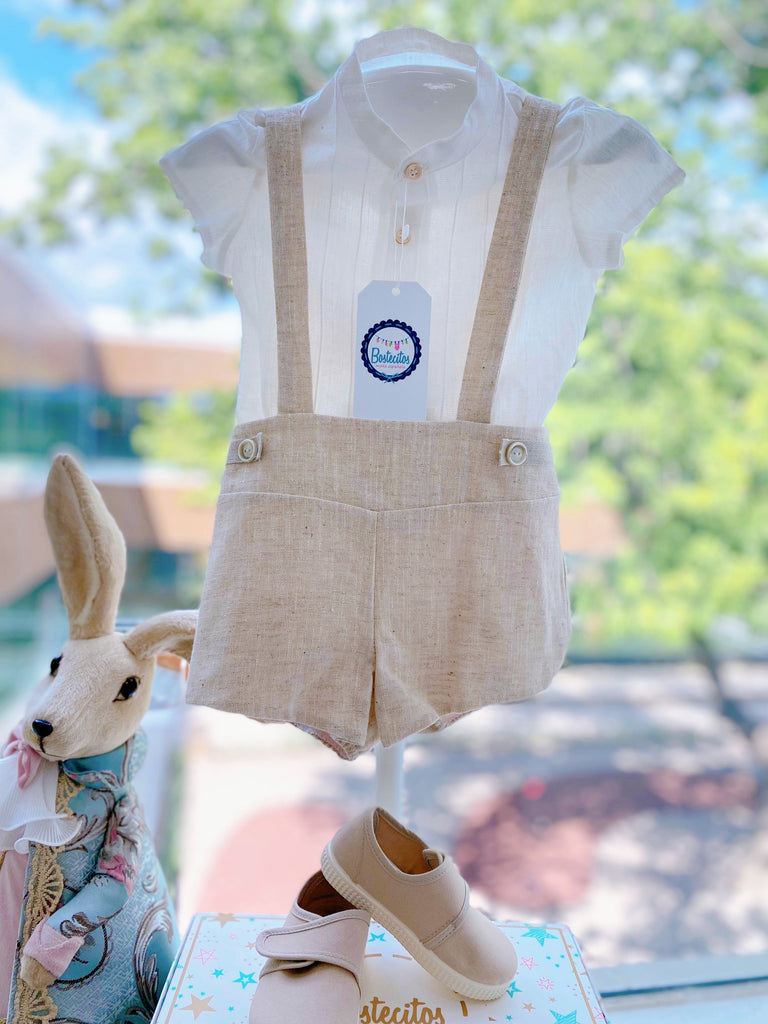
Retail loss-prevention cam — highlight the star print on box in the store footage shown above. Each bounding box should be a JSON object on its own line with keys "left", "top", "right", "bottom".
{"left": 212, "top": 912, "right": 238, "bottom": 927}
{"left": 153, "top": 915, "right": 605, "bottom": 1024}
{"left": 178, "top": 993, "right": 215, "bottom": 1019}
{"left": 235, "top": 971, "right": 257, "bottom": 989}
{"left": 193, "top": 949, "right": 216, "bottom": 965}
{"left": 523, "top": 927, "right": 559, "bottom": 947}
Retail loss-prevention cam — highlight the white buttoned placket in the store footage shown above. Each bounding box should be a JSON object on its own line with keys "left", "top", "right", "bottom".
{"left": 390, "top": 160, "right": 428, "bottom": 287}
{"left": 339, "top": 28, "right": 505, "bottom": 294}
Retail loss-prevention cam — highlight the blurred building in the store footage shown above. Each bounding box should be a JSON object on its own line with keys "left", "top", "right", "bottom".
{"left": 0, "top": 243, "right": 240, "bottom": 602}
{"left": 0, "top": 241, "right": 625, "bottom": 691}
{"left": 0, "top": 243, "right": 241, "bottom": 693}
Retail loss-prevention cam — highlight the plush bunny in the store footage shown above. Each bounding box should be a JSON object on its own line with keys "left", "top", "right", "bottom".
{"left": 0, "top": 454, "right": 196, "bottom": 1024}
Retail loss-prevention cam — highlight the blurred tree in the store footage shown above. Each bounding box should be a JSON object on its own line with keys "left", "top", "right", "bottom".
{"left": 549, "top": 241, "right": 768, "bottom": 650}
{"left": 132, "top": 390, "right": 235, "bottom": 502}
{"left": 4, "top": 0, "right": 767, "bottom": 654}
{"left": 1, "top": 0, "right": 341, "bottom": 296}
{"left": 5, "top": 1, "right": 767, "bottom": 262}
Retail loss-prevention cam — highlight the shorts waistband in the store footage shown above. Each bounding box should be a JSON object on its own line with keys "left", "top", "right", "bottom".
{"left": 222, "top": 413, "right": 559, "bottom": 511}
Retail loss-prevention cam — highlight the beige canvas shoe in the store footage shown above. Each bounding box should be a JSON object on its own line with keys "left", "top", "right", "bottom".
{"left": 321, "top": 806, "right": 518, "bottom": 1001}
{"left": 249, "top": 871, "right": 370, "bottom": 1024}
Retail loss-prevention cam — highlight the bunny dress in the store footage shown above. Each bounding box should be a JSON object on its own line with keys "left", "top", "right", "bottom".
{"left": 159, "top": 28, "right": 685, "bottom": 759}
{"left": 2, "top": 732, "right": 178, "bottom": 1024}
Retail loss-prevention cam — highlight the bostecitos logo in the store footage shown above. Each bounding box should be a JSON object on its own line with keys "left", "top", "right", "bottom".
{"left": 359, "top": 995, "right": 445, "bottom": 1023}
{"left": 361, "top": 319, "right": 422, "bottom": 383}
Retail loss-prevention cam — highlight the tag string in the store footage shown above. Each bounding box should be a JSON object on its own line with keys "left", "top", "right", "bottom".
{"left": 393, "top": 177, "right": 409, "bottom": 291}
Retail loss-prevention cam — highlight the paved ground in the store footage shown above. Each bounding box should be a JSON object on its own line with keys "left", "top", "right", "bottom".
{"left": 170, "top": 660, "right": 768, "bottom": 969}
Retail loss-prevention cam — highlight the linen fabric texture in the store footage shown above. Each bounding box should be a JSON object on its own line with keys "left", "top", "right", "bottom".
{"left": 159, "top": 27, "right": 685, "bottom": 427}
{"left": 185, "top": 96, "right": 571, "bottom": 759}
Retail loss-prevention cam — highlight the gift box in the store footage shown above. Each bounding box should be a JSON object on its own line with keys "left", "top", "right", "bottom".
{"left": 152, "top": 913, "right": 606, "bottom": 1024}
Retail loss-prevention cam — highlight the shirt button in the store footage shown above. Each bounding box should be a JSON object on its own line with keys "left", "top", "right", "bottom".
{"left": 395, "top": 225, "right": 411, "bottom": 245}
{"left": 504, "top": 441, "right": 528, "bottom": 466}
{"left": 404, "top": 162, "right": 423, "bottom": 180}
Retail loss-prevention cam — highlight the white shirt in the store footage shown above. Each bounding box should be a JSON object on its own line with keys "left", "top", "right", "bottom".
{"left": 159, "top": 27, "right": 685, "bottom": 427}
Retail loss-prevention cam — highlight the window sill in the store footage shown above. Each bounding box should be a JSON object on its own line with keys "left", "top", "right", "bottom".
{"left": 594, "top": 954, "right": 768, "bottom": 1022}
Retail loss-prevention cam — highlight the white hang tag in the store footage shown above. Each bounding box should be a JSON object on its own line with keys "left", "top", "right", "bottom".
{"left": 353, "top": 280, "right": 431, "bottom": 421}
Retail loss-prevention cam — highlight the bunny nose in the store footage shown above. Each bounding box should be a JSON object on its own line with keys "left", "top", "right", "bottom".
{"left": 32, "top": 719, "right": 54, "bottom": 739}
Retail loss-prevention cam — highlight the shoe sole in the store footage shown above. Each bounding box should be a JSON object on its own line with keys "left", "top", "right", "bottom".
{"left": 320, "top": 845, "right": 512, "bottom": 1001}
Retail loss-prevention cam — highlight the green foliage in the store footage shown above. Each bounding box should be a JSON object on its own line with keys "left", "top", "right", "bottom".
{"left": 6, "top": 0, "right": 345, "bottom": 256}
{"left": 5, "top": 0, "right": 767, "bottom": 254}
{"left": 131, "top": 390, "right": 235, "bottom": 502}
{"left": 7, "top": 1, "right": 768, "bottom": 651}
{"left": 550, "top": 240, "right": 768, "bottom": 645}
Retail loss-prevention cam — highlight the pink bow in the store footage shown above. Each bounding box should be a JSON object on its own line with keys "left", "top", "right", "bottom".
{"left": 4, "top": 723, "right": 44, "bottom": 789}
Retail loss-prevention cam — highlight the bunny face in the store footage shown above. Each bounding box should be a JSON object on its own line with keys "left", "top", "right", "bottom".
{"left": 32, "top": 454, "right": 197, "bottom": 762}
{"left": 22, "top": 634, "right": 157, "bottom": 761}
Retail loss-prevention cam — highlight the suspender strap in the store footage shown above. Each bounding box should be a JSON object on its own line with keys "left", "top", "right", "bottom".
{"left": 264, "top": 96, "right": 559, "bottom": 421}
{"left": 265, "top": 107, "right": 313, "bottom": 415}
{"left": 457, "top": 96, "right": 560, "bottom": 423}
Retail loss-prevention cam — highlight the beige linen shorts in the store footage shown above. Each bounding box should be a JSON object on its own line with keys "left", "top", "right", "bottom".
{"left": 187, "top": 413, "right": 571, "bottom": 759}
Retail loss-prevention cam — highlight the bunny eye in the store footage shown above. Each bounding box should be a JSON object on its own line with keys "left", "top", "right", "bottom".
{"left": 50, "top": 655, "right": 62, "bottom": 677}
{"left": 114, "top": 676, "right": 140, "bottom": 702}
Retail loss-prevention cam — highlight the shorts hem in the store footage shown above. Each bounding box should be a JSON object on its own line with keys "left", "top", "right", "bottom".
{"left": 184, "top": 689, "right": 372, "bottom": 760}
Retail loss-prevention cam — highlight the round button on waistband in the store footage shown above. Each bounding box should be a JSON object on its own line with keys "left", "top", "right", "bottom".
{"left": 237, "top": 437, "right": 258, "bottom": 463}
{"left": 504, "top": 441, "right": 528, "bottom": 466}
{"left": 404, "top": 162, "right": 423, "bottom": 180}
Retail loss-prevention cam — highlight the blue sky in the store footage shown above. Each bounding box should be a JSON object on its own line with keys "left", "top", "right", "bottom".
{"left": 0, "top": 0, "right": 239, "bottom": 340}
{"left": 0, "top": 3, "right": 96, "bottom": 112}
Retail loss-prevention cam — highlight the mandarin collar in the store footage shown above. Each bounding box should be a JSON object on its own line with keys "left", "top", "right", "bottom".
{"left": 336, "top": 27, "right": 519, "bottom": 178}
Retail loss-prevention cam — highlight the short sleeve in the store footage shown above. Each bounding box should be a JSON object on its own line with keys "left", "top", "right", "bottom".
{"left": 564, "top": 97, "right": 686, "bottom": 271}
{"left": 159, "top": 111, "right": 263, "bottom": 277}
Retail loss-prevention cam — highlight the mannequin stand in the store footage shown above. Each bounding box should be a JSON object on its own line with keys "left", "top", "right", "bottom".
{"left": 374, "top": 740, "right": 405, "bottom": 819}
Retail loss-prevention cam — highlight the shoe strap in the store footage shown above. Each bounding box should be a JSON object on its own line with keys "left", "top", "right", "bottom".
{"left": 257, "top": 911, "right": 370, "bottom": 985}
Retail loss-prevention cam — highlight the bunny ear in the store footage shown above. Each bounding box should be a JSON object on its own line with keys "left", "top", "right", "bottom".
{"left": 44, "top": 453, "right": 127, "bottom": 640}
{"left": 123, "top": 610, "right": 197, "bottom": 662}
